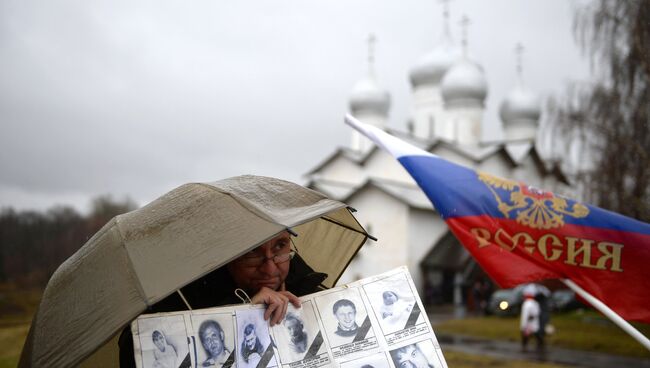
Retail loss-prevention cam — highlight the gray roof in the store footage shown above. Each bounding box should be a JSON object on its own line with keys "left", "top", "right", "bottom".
{"left": 338, "top": 178, "right": 435, "bottom": 211}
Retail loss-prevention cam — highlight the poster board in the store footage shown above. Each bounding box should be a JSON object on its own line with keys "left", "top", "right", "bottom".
{"left": 131, "top": 267, "right": 447, "bottom": 368}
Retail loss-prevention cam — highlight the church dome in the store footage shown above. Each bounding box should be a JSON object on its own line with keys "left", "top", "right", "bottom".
{"left": 499, "top": 85, "right": 541, "bottom": 124}
{"left": 440, "top": 58, "right": 488, "bottom": 106}
{"left": 409, "top": 40, "right": 461, "bottom": 87}
{"left": 349, "top": 76, "right": 390, "bottom": 115}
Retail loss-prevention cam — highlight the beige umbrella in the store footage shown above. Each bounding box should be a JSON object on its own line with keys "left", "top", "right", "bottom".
{"left": 19, "top": 175, "right": 370, "bottom": 368}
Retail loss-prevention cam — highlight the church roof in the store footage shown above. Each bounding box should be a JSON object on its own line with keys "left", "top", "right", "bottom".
{"left": 342, "top": 178, "right": 434, "bottom": 211}
{"left": 304, "top": 147, "right": 366, "bottom": 176}
{"left": 306, "top": 138, "right": 568, "bottom": 183}
{"left": 349, "top": 76, "right": 391, "bottom": 116}
{"left": 305, "top": 178, "right": 357, "bottom": 200}
{"left": 427, "top": 139, "right": 504, "bottom": 162}
{"left": 441, "top": 58, "right": 488, "bottom": 107}
{"left": 304, "top": 130, "right": 428, "bottom": 176}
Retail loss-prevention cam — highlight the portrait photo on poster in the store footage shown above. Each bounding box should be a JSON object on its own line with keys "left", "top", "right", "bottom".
{"left": 191, "top": 312, "right": 236, "bottom": 368}
{"left": 136, "top": 314, "right": 191, "bottom": 368}
{"left": 315, "top": 288, "right": 376, "bottom": 349}
{"left": 338, "top": 351, "right": 392, "bottom": 368}
{"left": 389, "top": 339, "right": 443, "bottom": 368}
{"left": 363, "top": 273, "right": 424, "bottom": 336}
{"left": 270, "top": 301, "right": 327, "bottom": 364}
{"left": 236, "top": 308, "right": 278, "bottom": 368}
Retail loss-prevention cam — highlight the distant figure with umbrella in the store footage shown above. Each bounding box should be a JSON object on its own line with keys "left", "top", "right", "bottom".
{"left": 520, "top": 285, "right": 544, "bottom": 351}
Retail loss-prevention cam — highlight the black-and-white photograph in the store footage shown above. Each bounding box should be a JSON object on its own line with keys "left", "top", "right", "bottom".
{"left": 315, "top": 288, "right": 376, "bottom": 350}
{"left": 389, "top": 340, "right": 443, "bottom": 368}
{"left": 235, "top": 308, "right": 278, "bottom": 368}
{"left": 191, "top": 312, "right": 235, "bottom": 368}
{"left": 270, "top": 301, "right": 327, "bottom": 365}
{"left": 135, "top": 314, "right": 191, "bottom": 368}
{"left": 363, "top": 273, "right": 424, "bottom": 335}
{"left": 338, "top": 351, "right": 391, "bottom": 368}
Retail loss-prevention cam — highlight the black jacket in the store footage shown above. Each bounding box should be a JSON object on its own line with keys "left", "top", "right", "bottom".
{"left": 118, "top": 254, "right": 327, "bottom": 367}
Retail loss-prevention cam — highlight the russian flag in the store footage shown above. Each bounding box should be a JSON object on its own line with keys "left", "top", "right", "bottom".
{"left": 345, "top": 114, "right": 650, "bottom": 323}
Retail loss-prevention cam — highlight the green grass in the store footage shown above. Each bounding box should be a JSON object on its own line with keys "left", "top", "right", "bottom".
{"left": 436, "top": 310, "right": 650, "bottom": 358}
{"left": 443, "top": 350, "right": 570, "bottom": 368}
{"left": 3, "top": 286, "right": 649, "bottom": 366}
{"left": 0, "top": 324, "right": 29, "bottom": 368}
{"left": 0, "top": 284, "right": 40, "bottom": 368}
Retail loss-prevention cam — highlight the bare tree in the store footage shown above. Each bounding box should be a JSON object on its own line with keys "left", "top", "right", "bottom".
{"left": 549, "top": 0, "right": 650, "bottom": 222}
{"left": 0, "top": 195, "right": 137, "bottom": 286}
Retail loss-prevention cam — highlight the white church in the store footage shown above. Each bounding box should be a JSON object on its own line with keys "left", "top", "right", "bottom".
{"left": 304, "top": 11, "right": 574, "bottom": 307}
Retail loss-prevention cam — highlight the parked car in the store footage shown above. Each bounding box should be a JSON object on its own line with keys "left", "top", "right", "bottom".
{"left": 487, "top": 285, "right": 525, "bottom": 316}
{"left": 488, "top": 285, "right": 583, "bottom": 316}
{"left": 551, "top": 289, "right": 583, "bottom": 311}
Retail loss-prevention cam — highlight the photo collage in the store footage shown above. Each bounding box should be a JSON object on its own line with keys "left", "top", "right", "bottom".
{"left": 131, "top": 267, "right": 447, "bottom": 368}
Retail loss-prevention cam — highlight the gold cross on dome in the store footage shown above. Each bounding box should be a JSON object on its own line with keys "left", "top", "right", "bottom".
{"left": 460, "top": 15, "right": 471, "bottom": 56}
{"left": 515, "top": 42, "right": 525, "bottom": 79}
{"left": 367, "top": 33, "right": 376, "bottom": 75}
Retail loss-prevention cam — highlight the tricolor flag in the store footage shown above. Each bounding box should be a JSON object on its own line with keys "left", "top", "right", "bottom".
{"left": 345, "top": 114, "right": 650, "bottom": 323}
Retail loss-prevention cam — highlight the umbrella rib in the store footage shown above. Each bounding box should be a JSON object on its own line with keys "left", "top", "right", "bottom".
{"left": 320, "top": 216, "right": 377, "bottom": 241}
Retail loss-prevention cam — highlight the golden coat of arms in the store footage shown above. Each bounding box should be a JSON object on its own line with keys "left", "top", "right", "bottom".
{"left": 478, "top": 172, "right": 589, "bottom": 229}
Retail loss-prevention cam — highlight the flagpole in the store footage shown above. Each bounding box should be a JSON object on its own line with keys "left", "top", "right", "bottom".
{"left": 561, "top": 279, "right": 650, "bottom": 351}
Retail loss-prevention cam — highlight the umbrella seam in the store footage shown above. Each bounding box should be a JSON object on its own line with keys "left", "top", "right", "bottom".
{"left": 195, "top": 183, "right": 282, "bottom": 224}
{"left": 195, "top": 182, "right": 349, "bottom": 230}
{"left": 115, "top": 214, "right": 151, "bottom": 307}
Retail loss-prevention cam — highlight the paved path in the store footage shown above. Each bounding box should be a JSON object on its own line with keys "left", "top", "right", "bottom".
{"left": 427, "top": 311, "right": 649, "bottom": 367}
{"left": 437, "top": 333, "right": 650, "bottom": 368}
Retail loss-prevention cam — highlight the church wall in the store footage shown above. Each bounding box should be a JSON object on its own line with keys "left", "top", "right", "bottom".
{"left": 411, "top": 85, "right": 446, "bottom": 140}
{"left": 478, "top": 154, "right": 515, "bottom": 179}
{"left": 446, "top": 106, "right": 484, "bottom": 145}
{"left": 504, "top": 120, "right": 538, "bottom": 141}
{"left": 552, "top": 179, "right": 578, "bottom": 199}
{"left": 337, "top": 187, "right": 410, "bottom": 285}
{"left": 352, "top": 113, "right": 388, "bottom": 152}
{"left": 511, "top": 155, "right": 545, "bottom": 189}
{"left": 407, "top": 209, "right": 448, "bottom": 294}
{"left": 542, "top": 174, "right": 560, "bottom": 194}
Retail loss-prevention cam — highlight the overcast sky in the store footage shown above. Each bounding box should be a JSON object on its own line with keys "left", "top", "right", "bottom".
{"left": 0, "top": 0, "right": 591, "bottom": 213}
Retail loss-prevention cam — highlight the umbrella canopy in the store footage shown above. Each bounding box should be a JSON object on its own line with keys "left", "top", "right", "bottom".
{"left": 19, "top": 175, "right": 369, "bottom": 368}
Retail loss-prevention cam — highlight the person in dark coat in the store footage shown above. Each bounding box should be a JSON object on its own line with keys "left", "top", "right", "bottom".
{"left": 119, "top": 231, "right": 327, "bottom": 368}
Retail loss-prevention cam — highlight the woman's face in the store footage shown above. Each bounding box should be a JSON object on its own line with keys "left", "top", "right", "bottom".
{"left": 153, "top": 333, "right": 166, "bottom": 352}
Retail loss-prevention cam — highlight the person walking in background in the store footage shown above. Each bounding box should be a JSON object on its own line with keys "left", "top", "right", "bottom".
{"left": 520, "top": 285, "right": 544, "bottom": 351}
{"left": 533, "top": 284, "right": 551, "bottom": 342}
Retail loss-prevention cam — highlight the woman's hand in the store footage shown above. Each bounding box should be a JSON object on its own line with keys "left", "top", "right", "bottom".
{"left": 251, "top": 285, "right": 301, "bottom": 326}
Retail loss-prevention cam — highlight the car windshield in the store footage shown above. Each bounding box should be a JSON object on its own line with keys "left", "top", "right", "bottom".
{"left": 492, "top": 290, "right": 512, "bottom": 299}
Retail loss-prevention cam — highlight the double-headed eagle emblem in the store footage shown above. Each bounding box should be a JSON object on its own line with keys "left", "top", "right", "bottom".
{"left": 478, "top": 172, "right": 589, "bottom": 229}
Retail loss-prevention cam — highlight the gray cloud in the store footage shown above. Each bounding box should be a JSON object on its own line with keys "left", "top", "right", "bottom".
{"left": 0, "top": 0, "right": 589, "bottom": 212}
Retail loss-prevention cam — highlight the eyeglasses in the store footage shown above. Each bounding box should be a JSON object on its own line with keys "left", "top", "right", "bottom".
{"left": 237, "top": 251, "right": 296, "bottom": 267}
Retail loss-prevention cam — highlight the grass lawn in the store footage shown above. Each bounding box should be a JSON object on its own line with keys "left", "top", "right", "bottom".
{"left": 0, "top": 285, "right": 40, "bottom": 368}
{"left": 444, "top": 350, "right": 570, "bottom": 368}
{"left": 0, "top": 324, "right": 29, "bottom": 368}
{"left": 435, "top": 309, "right": 650, "bottom": 358}
{"left": 3, "top": 286, "right": 649, "bottom": 366}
